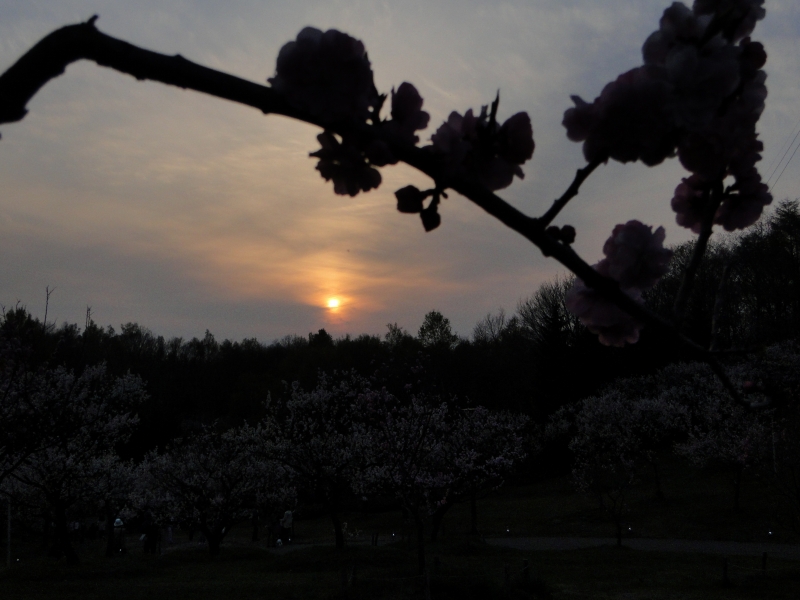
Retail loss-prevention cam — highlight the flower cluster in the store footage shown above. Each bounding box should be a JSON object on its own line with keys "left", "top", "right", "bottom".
{"left": 269, "top": 27, "right": 379, "bottom": 123}
{"left": 310, "top": 132, "right": 382, "bottom": 197}
{"left": 430, "top": 103, "right": 535, "bottom": 191}
{"left": 566, "top": 221, "right": 672, "bottom": 346}
{"left": 564, "top": 1, "right": 771, "bottom": 232}
{"left": 307, "top": 81, "right": 432, "bottom": 197}
{"left": 385, "top": 82, "right": 430, "bottom": 144}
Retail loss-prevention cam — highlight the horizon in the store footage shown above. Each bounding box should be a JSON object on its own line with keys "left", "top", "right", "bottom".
{"left": 2, "top": 0, "right": 799, "bottom": 342}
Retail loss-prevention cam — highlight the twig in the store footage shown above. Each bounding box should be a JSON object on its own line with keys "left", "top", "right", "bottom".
{"left": 672, "top": 182, "right": 724, "bottom": 325}
{"left": 709, "top": 264, "right": 730, "bottom": 352}
{"left": 538, "top": 158, "right": 604, "bottom": 227}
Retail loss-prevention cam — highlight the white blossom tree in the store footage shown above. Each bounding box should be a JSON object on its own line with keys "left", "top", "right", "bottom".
{"left": 0, "top": 364, "right": 146, "bottom": 564}
{"left": 429, "top": 406, "right": 530, "bottom": 541}
{"left": 268, "top": 373, "right": 372, "bottom": 550}
{"left": 354, "top": 389, "right": 456, "bottom": 574}
{"left": 550, "top": 388, "right": 688, "bottom": 545}
{"left": 134, "top": 422, "right": 292, "bottom": 557}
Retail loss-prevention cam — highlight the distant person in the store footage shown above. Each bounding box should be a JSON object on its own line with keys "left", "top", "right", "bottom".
{"left": 280, "top": 510, "right": 293, "bottom": 542}
{"left": 113, "top": 518, "right": 127, "bottom": 554}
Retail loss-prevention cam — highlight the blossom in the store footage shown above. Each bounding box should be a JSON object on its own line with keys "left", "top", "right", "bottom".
{"left": 642, "top": 2, "right": 709, "bottom": 66}
{"left": 430, "top": 109, "right": 476, "bottom": 172}
{"left": 693, "top": 0, "right": 766, "bottom": 42}
{"left": 430, "top": 106, "right": 534, "bottom": 191}
{"left": 566, "top": 221, "right": 671, "bottom": 346}
{"left": 310, "top": 132, "right": 381, "bottom": 196}
{"left": 562, "top": 66, "right": 678, "bottom": 166}
{"left": 671, "top": 174, "right": 708, "bottom": 233}
{"left": 714, "top": 166, "right": 771, "bottom": 230}
{"left": 565, "top": 262, "right": 644, "bottom": 347}
{"left": 498, "top": 112, "right": 535, "bottom": 165}
{"left": 269, "top": 27, "right": 379, "bottom": 123}
{"left": 386, "top": 82, "right": 430, "bottom": 144}
{"left": 602, "top": 220, "right": 673, "bottom": 289}
{"left": 563, "top": 1, "right": 772, "bottom": 237}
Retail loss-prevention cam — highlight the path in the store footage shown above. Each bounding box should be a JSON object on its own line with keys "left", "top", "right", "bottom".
{"left": 488, "top": 536, "right": 800, "bottom": 561}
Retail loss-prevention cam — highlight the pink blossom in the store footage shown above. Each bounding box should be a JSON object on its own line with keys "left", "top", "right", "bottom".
{"left": 565, "top": 262, "right": 644, "bottom": 347}
{"left": 269, "top": 27, "right": 378, "bottom": 123}
{"left": 430, "top": 107, "right": 534, "bottom": 191}
{"left": 714, "top": 166, "right": 771, "bottom": 230}
{"left": 566, "top": 1, "right": 770, "bottom": 234}
{"left": 643, "top": 3, "right": 709, "bottom": 66}
{"left": 666, "top": 43, "right": 741, "bottom": 131}
{"left": 671, "top": 174, "right": 708, "bottom": 233}
{"left": 310, "top": 132, "right": 381, "bottom": 196}
{"left": 386, "top": 82, "right": 430, "bottom": 144}
{"left": 430, "top": 109, "right": 477, "bottom": 172}
{"left": 693, "top": 0, "right": 766, "bottom": 42}
{"left": 562, "top": 66, "right": 678, "bottom": 166}
{"left": 739, "top": 38, "right": 767, "bottom": 79}
{"left": 602, "top": 220, "right": 673, "bottom": 290}
{"left": 498, "top": 112, "right": 535, "bottom": 165}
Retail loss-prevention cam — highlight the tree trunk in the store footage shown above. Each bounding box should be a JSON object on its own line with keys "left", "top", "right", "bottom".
{"left": 208, "top": 534, "right": 222, "bottom": 556}
{"left": 331, "top": 510, "right": 345, "bottom": 550}
{"left": 201, "top": 521, "right": 226, "bottom": 557}
{"left": 733, "top": 465, "right": 743, "bottom": 511}
{"left": 52, "top": 502, "right": 79, "bottom": 565}
{"left": 414, "top": 511, "right": 426, "bottom": 576}
{"left": 469, "top": 493, "right": 478, "bottom": 535}
{"left": 650, "top": 460, "right": 665, "bottom": 501}
{"left": 104, "top": 501, "right": 116, "bottom": 557}
{"left": 430, "top": 502, "right": 452, "bottom": 541}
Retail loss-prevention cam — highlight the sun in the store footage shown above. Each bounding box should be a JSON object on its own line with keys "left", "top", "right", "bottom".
{"left": 327, "top": 298, "right": 340, "bottom": 309}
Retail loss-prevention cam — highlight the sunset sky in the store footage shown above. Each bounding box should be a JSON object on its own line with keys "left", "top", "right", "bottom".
{"left": 1, "top": 0, "right": 799, "bottom": 343}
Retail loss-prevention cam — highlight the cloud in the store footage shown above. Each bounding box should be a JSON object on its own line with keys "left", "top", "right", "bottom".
{"left": 1, "top": 0, "right": 798, "bottom": 341}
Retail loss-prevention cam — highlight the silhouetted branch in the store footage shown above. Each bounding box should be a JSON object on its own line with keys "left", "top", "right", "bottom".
{"left": 538, "top": 158, "right": 604, "bottom": 227}
{"left": 672, "top": 182, "right": 724, "bottom": 324}
{"left": 0, "top": 16, "right": 305, "bottom": 127}
{"left": 0, "top": 18, "right": 748, "bottom": 406}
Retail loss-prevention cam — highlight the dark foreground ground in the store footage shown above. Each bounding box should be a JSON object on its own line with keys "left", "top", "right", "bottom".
{"left": 3, "top": 459, "right": 800, "bottom": 599}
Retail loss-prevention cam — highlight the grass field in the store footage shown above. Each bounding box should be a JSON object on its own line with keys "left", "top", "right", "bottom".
{"left": 2, "top": 535, "right": 799, "bottom": 599}
{"left": 2, "top": 456, "right": 799, "bottom": 599}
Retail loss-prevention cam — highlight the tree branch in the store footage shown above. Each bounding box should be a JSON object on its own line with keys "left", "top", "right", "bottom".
{"left": 672, "top": 182, "right": 724, "bottom": 325}
{"left": 0, "top": 19, "right": 748, "bottom": 406}
{"left": 538, "top": 158, "right": 604, "bottom": 227}
{"left": 0, "top": 16, "right": 309, "bottom": 128}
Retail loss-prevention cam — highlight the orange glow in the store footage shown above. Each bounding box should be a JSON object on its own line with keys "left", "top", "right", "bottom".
{"left": 327, "top": 298, "right": 340, "bottom": 309}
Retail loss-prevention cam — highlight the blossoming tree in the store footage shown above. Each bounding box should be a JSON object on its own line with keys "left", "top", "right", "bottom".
{"left": 428, "top": 406, "right": 529, "bottom": 541}
{"left": 0, "top": 0, "right": 774, "bottom": 395}
{"left": 0, "top": 364, "right": 146, "bottom": 564}
{"left": 134, "top": 422, "right": 292, "bottom": 557}
{"left": 354, "top": 389, "right": 460, "bottom": 574}
{"left": 549, "top": 388, "right": 688, "bottom": 545}
{"left": 267, "top": 373, "right": 373, "bottom": 550}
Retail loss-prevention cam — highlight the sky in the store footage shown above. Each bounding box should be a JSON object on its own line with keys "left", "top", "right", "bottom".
{"left": 1, "top": 0, "right": 799, "bottom": 343}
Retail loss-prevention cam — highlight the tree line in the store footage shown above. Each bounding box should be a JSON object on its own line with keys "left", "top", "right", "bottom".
{"left": 0, "top": 201, "right": 798, "bottom": 565}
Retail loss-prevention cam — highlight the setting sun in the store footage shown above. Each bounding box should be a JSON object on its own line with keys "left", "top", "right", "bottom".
{"left": 327, "top": 298, "right": 340, "bottom": 309}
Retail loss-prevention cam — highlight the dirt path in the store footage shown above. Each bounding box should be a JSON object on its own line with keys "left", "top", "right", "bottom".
{"left": 488, "top": 536, "right": 800, "bottom": 560}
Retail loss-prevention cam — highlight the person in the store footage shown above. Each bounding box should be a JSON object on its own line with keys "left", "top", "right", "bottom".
{"left": 279, "top": 510, "right": 293, "bottom": 543}
{"left": 113, "top": 518, "right": 126, "bottom": 554}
